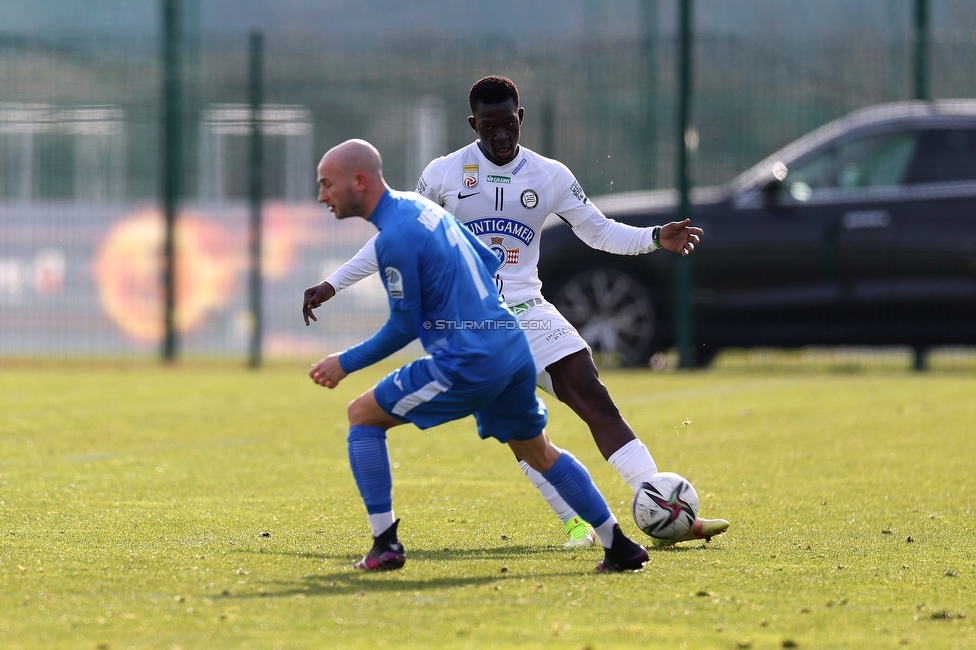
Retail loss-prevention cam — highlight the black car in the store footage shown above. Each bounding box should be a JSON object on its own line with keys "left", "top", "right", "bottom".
{"left": 538, "top": 100, "right": 976, "bottom": 367}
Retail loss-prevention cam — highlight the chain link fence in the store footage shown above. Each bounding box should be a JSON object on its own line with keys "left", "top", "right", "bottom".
{"left": 2, "top": 1, "right": 976, "bottom": 368}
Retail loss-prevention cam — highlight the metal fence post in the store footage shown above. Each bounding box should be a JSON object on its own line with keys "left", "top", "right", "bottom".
{"left": 913, "top": 0, "right": 929, "bottom": 372}
{"left": 248, "top": 31, "right": 264, "bottom": 369}
{"left": 641, "top": 0, "right": 659, "bottom": 188}
{"left": 674, "top": 0, "right": 695, "bottom": 368}
{"left": 913, "top": 0, "right": 929, "bottom": 102}
{"left": 161, "top": 0, "right": 182, "bottom": 363}
{"left": 540, "top": 98, "right": 555, "bottom": 159}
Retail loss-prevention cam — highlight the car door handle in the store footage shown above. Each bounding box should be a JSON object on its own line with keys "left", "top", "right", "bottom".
{"left": 842, "top": 210, "right": 891, "bottom": 229}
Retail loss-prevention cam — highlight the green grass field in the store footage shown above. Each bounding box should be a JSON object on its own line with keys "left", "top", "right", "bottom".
{"left": 1, "top": 359, "right": 974, "bottom": 649}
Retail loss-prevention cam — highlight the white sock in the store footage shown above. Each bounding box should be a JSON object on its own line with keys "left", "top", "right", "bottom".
{"left": 594, "top": 515, "right": 619, "bottom": 548}
{"left": 608, "top": 439, "right": 658, "bottom": 493}
{"left": 368, "top": 511, "right": 395, "bottom": 538}
{"left": 518, "top": 460, "right": 579, "bottom": 524}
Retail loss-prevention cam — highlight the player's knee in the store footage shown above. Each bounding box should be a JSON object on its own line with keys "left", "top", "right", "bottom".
{"left": 347, "top": 396, "right": 370, "bottom": 424}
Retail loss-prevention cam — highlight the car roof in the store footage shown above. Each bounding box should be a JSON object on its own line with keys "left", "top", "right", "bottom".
{"left": 730, "top": 99, "right": 976, "bottom": 191}
{"left": 587, "top": 99, "right": 976, "bottom": 217}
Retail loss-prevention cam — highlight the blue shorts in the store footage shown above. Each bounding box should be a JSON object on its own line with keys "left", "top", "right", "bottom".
{"left": 373, "top": 356, "right": 548, "bottom": 443}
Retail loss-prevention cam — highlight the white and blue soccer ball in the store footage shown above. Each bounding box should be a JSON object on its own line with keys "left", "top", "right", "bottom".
{"left": 632, "top": 472, "right": 699, "bottom": 541}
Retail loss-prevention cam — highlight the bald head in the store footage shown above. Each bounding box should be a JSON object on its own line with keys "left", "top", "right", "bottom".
{"left": 320, "top": 139, "right": 383, "bottom": 181}
{"left": 316, "top": 139, "right": 389, "bottom": 220}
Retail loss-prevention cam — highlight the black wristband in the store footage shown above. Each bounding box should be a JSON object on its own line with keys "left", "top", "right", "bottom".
{"left": 651, "top": 226, "right": 662, "bottom": 250}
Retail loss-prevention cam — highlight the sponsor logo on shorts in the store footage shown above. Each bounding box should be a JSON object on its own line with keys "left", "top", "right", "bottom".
{"left": 509, "top": 302, "right": 537, "bottom": 316}
{"left": 545, "top": 326, "right": 574, "bottom": 343}
{"left": 462, "top": 165, "right": 479, "bottom": 189}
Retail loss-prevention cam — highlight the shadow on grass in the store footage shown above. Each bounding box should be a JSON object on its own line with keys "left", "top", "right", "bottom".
{"left": 232, "top": 542, "right": 574, "bottom": 564}
{"left": 236, "top": 570, "right": 517, "bottom": 598}
{"left": 648, "top": 542, "right": 725, "bottom": 553}
{"left": 218, "top": 543, "right": 606, "bottom": 599}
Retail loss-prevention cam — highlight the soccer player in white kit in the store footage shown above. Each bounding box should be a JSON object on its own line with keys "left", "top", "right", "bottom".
{"left": 304, "top": 76, "right": 728, "bottom": 547}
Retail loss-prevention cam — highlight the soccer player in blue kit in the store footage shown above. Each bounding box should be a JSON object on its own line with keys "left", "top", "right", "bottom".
{"left": 307, "top": 139, "right": 648, "bottom": 572}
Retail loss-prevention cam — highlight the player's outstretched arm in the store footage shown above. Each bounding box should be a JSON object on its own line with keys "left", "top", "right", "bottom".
{"left": 302, "top": 235, "right": 381, "bottom": 326}
{"left": 658, "top": 218, "right": 704, "bottom": 257}
{"left": 303, "top": 281, "right": 336, "bottom": 326}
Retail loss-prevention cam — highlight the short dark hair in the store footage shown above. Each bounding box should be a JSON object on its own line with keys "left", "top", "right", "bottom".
{"left": 469, "top": 76, "right": 519, "bottom": 113}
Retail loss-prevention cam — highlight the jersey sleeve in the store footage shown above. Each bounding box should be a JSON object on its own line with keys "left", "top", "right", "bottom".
{"left": 546, "top": 160, "right": 657, "bottom": 255}
{"left": 338, "top": 308, "right": 415, "bottom": 373}
{"left": 337, "top": 230, "right": 421, "bottom": 373}
{"left": 416, "top": 157, "right": 448, "bottom": 206}
{"left": 325, "top": 235, "right": 379, "bottom": 292}
{"left": 567, "top": 211, "right": 657, "bottom": 255}
{"left": 376, "top": 228, "right": 424, "bottom": 314}
{"left": 545, "top": 159, "right": 600, "bottom": 227}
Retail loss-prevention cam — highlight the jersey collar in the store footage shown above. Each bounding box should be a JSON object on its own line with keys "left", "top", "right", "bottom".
{"left": 368, "top": 189, "right": 396, "bottom": 229}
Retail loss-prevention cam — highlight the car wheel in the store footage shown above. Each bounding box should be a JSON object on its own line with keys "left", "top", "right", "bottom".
{"left": 550, "top": 268, "right": 656, "bottom": 367}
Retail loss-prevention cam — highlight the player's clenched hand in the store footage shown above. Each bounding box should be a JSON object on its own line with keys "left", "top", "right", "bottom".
{"left": 658, "top": 218, "right": 704, "bottom": 257}
{"left": 309, "top": 353, "right": 346, "bottom": 389}
{"left": 303, "top": 281, "right": 337, "bottom": 326}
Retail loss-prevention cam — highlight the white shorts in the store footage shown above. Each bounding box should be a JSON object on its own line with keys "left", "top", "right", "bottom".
{"left": 511, "top": 298, "right": 590, "bottom": 397}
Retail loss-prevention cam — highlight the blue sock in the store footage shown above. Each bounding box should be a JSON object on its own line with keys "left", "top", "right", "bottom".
{"left": 347, "top": 425, "right": 392, "bottom": 515}
{"left": 541, "top": 452, "right": 610, "bottom": 528}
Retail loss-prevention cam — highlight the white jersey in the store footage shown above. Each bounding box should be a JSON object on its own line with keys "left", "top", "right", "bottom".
{"left": 327, "top": 142, "right": 660, "bottom": 305}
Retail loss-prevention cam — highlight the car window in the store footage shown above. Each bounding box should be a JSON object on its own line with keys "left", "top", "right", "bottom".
{"left": 781, "top": 130, "right": 918, "bottom": 202}
{"left": 903, "top": 128, "right": 976, "bottom": 183}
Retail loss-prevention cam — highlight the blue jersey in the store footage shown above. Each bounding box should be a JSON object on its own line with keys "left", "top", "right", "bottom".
{"left": 339, "top": 190, "right": 531, "bottom": 385}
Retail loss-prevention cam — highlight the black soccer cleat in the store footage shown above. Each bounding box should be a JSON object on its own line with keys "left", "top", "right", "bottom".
{"left": 595, "top": 523, "right": 648, "bottom": 572}
{"left": 353, "top": 518, "right": 406, "bottom": 571}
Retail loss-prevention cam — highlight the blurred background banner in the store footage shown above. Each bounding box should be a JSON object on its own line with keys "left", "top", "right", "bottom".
{"left": 2, "top": 0, "right": 976, "bottom": 361}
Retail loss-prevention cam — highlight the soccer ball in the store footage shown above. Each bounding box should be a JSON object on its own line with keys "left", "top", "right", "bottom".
{"left": 632, "top": 472, "right": 699, "bottom": 541}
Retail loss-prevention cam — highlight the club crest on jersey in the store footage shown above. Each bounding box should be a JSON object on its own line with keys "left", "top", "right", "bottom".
{"left": 462, "top": 165, "right": 479, "bottom": 189}
{"left": 384, "top": 267, "right": 403, "bottom": 298}
{"left": 487, "top": 236, "right": 519, "bottom": 268}
{"left": 520, "top": 189, "right": 539, "bottom": 209}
